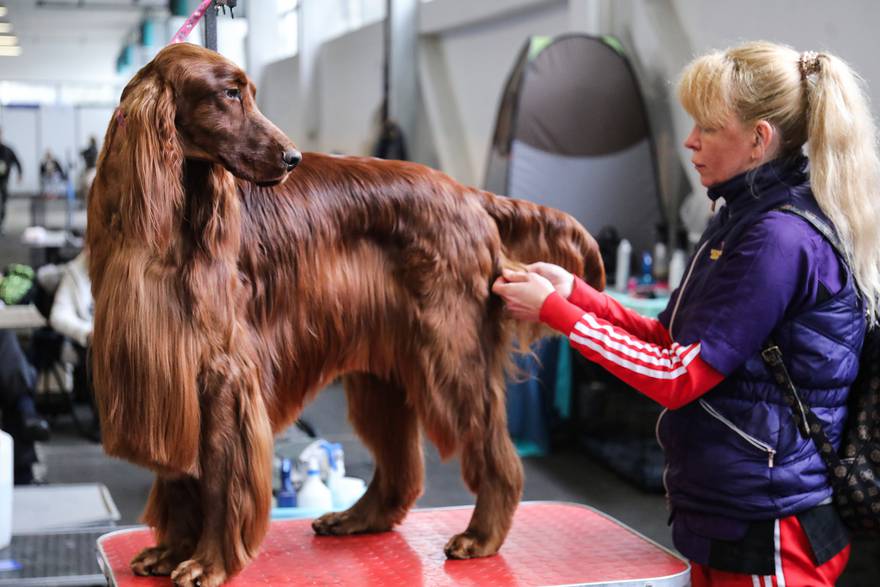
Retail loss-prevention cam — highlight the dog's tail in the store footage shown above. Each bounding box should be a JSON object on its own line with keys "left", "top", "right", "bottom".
{"left": 479, "top": 191, "right": 605, "bottom": 351}
{"left": 480, "top": 191, "right": 605, "bottom": 290}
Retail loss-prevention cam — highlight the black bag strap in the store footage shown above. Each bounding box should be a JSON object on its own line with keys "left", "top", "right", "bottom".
{"left": 760, "top": 341, "right": 846, "bottom": 473}
{"left": 775, "top": 204, "right": 847, "bottom": 260}
{"left": 761, "top": 204, "right": 853, "bottom": 477}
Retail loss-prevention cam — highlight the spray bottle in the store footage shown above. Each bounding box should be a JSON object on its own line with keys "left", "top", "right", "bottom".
{"left": 276, "top": 457, "right": 297, "bottom": 508}
{"left": 297, "top": 456, "right": 333, "bottom": 511}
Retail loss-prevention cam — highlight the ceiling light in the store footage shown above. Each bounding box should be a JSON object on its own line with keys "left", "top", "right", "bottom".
{"left": 0, "top": 8, "right": 6, "bottom": 18}
{"left": 0, "top": 36, "right": 16, "bottom": 46}
{"left": 0, "top": 24, "right": 10, "bottom": 34}
{"left": 0, "top": 46, "right": 21, "bottom": 57}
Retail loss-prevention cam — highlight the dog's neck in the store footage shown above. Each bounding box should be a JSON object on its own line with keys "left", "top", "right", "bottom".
{"left": 179, "top": 157, "right": 241, "bottom": 261}
{"left": 183, "top": 157, "right": 214, "bottom": 189}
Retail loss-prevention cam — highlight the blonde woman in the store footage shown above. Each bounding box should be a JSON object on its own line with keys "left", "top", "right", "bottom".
{"left": 493, "top": 41, "right": 880, "bottom": 586}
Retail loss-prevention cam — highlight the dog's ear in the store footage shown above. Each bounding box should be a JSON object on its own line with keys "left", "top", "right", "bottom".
{"left": 119, "top": 66, "right": 184, "bottom": 253}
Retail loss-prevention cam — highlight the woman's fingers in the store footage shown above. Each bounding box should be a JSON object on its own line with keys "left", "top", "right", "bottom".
{"left": 501, "top": 269, "right": 530, "bottom": 282}
{"left": 526, "top": 261, "right": 551, "bottom": 273}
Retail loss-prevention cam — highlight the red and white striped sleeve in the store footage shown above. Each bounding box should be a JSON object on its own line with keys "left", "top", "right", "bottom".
{"left": 567, "top": 277, "right": 672, "bottom": 344}
{"left": 539, "top": 291, "right": 724, "bottom": 409}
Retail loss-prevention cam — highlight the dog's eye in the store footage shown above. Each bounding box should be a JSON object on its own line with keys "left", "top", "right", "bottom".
{"left": 225, "top": 88, "right": 241, "bottom": 100}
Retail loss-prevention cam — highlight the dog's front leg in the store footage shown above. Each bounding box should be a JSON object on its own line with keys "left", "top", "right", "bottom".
{"left": 131, "top": 476, "right": 202, "bottom": 576}
{"left": 170, "top": 355, "right": 273, "bottom": 587}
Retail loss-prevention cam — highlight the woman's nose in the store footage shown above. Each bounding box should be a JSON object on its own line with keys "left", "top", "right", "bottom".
{"left": 684, "top": 127, "right": 700, "bottom": 150}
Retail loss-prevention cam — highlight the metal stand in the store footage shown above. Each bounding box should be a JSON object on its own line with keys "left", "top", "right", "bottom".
{"left": 202, "top": 0, "right": 236, "bottom": 52}
{"left": 203, "top": 3, "right": 217, "bottom": 51}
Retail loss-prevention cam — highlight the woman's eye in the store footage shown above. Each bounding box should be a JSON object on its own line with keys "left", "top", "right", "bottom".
{"left": 225, "top": 88, "right": 241, "bottom": 100}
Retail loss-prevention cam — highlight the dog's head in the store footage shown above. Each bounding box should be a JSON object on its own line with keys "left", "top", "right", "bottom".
{"left": 93, "top": 43, "right": 302, "bottom": 252}
{"left": 119, "top": 42, "right": 300, "bottom": 186}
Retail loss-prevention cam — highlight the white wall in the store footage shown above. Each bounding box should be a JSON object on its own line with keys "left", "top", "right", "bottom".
{"left": 675, "top": 0, "right": 878, "bottom": 94}
{"left": 259, "top": 56, "right": 302, "bottom": 146}
{"left": 0, "top": 42, "right": 123, "bottom": 84}
{"left": 316, "top": 22, "right": 385, "bottom": 155}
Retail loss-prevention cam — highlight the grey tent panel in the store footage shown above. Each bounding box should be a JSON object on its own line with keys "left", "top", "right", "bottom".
{"left": 516, "top": 37, "right": 650, "bottom": 157}
{"left": 509, "top": 138, "right": 659, "bottom": 253}
{"left": 485, "top": 34, "right": 662, "bottom": 254}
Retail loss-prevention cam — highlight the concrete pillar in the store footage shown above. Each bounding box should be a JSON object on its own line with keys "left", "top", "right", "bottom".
{"left": 386, "top": 0, "right": 419, "bottom": 149}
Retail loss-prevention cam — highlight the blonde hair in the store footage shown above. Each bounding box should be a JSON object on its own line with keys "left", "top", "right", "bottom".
{"left": 678, "top": 41, "right": 880, "bottom": 323}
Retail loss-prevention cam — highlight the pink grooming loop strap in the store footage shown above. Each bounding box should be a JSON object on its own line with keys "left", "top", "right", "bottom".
{"left": 170, "top": 0, "right": 213, "bottom": 44}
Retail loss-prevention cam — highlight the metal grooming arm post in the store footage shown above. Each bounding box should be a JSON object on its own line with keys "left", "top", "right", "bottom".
{"left": 204, "top": 5, "right": 217, "bottom": 51}
{"left": 203, "top": 1, "right": 236, "bottom": 52}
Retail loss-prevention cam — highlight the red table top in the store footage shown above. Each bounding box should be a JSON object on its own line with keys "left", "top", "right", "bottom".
{"left": 98, "top": 501, "right": 689, "bottom": 586}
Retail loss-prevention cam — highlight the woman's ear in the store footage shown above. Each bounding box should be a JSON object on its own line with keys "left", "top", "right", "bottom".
{"left": 753, "top": 120, "right": 777, "bottom": 162}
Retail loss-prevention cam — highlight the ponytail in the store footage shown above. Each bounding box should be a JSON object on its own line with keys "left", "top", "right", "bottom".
{"left": 805, "top": 52, "right": 880, "bottom": 324}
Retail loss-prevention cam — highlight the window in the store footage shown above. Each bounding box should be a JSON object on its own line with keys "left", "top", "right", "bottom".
{"left": 0, "top": 81, "right": 119, "bottom": 107}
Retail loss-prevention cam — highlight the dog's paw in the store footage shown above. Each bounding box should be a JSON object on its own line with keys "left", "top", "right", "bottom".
{"left": 170, "top": 559, "right": 226, "bottom": 587}
{"left": 312, "top": 510, "right": 392, "bottom": 536}
{"left": 130, "top": 545, "right": 179, "bottom": 576}
{"left": 444, "top": 531, "right": 499, "bottom": 559}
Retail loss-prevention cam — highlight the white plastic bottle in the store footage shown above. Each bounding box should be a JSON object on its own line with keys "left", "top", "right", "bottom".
{"left": 653, "top": 241, "right": 668, "bottom": 283}
{"left": 297, "top": 456, "right": 333, "bottom": 512}
{"left": 615, "top": 239, "right": 632, "bottom": 292}
{"left": 0, "top": 430, "right": 13, "bottom": 549}
{"left": 326, "top": 446, "right": 367, "bottom": 510}
{"left": 668, "top": 249, "right": 687, "bottom": 290}
{"left": 327, "top": 446, "right": 346, "bottom": 510}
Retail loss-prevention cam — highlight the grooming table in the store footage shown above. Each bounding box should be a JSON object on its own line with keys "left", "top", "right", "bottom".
{"left": 97, "top": 501, "right": 689, "bottom": 586}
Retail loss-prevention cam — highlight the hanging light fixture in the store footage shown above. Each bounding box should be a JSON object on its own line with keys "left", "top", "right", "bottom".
{"left": 0, "top": 4, "right": 20, "bottom": 57}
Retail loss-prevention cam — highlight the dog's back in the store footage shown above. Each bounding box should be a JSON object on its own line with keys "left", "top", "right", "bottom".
{"left": 237, "top": 152, "right": 604, "bottom": 429}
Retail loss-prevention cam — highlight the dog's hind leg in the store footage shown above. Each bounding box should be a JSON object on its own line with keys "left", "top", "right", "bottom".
{"left": 131, "top": 476, "right": 202, "bottom": 576}
{"left": 444, "top": 362, "right": 523, "bottom": 559}
{"left": 170, "top": 356, "right": 273, "bottom": 587}
{"left": 313, "top": 373, "right": 424, "bottom": 536}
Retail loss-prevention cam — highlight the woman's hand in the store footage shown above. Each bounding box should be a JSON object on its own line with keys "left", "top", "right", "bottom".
{"left": 492, "top": 269, "right": 556, "bottom": 322}
{"left": 526, "top": 262, "right": 575, "bottom": 299}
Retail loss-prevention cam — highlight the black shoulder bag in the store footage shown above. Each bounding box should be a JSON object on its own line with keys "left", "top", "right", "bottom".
{"left": 761, "top": 204, "right": 880, "bottom": 534}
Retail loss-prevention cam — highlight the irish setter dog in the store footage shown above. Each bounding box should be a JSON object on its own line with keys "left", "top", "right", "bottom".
{"left": 87, "top": 43, "right": 604, "bottom": 586}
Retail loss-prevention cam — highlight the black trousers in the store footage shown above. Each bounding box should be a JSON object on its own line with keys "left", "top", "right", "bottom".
{"left": 0, "top": 177, "right": 9, "bottom": 228}
{"left": 0, "top": 330, "right": 38, "bottom": 484}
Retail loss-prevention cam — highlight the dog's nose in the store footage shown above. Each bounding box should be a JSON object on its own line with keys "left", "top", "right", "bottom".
{"left": 282, "top": 149, "right": 302, "bottom": 171}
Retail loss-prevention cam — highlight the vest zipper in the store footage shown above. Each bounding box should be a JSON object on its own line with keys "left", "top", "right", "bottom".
{"left": 655, "top": 407, "right": 671, "bottom": 510}
{"left": 660, "top": 239, "right": 712, "bottom": 505}
{"left": 699, "top": 399, "right": 777, "bottom": 468}
{"left": 668, "top": 240, "right": 711, "bottom": 339}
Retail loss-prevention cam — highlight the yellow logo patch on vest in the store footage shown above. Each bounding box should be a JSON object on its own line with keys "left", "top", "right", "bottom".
{"left": 710, "top": 248, "right": 723, "bottom": 261}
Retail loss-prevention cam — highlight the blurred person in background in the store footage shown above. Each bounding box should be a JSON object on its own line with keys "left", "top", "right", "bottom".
{"left": 49, "top": 250, "right": 97, "bottom": 441}
{"left": 79, "top": 136, "right": 98, "bottom": 201}
{"left": 0, "top": 329, "right": 50, "bottom": 484}
{"left": 0, "top": 128, "right": 23, "bottom": 233}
